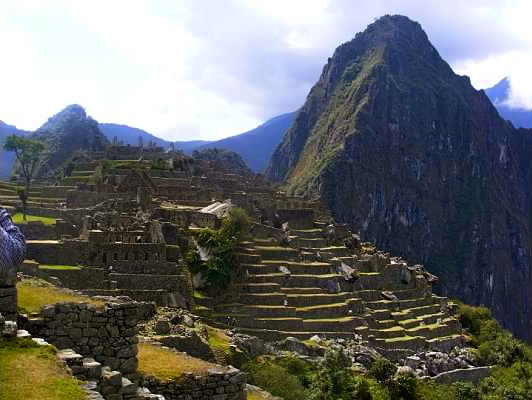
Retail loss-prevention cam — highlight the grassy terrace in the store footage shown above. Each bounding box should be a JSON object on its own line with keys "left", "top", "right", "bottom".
{"left": 12, "top": 213, "right": 57, "bottom": 225}
{"left": 39, "top": 264, "right": 82, "bottom": 271}
{"left": 0, "top": 338, "right": 86, "bottom": 400}
{"left": 17, "top": 278, "right": 104, "bottom": 314}
{"left": 138, "top": 343, "right": 225, "bottom": 381}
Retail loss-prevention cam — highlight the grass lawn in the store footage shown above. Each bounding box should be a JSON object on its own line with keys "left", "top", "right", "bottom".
{"left": 0, "top": 338, "right": 86, "bottom": 400}
{"left": 137, "top": 343, "right": 223, "bottom": 381}
{"left": 39, "top": 264, "right": 82, "bottom": 271}
{"left": 17, "top": 278, "right": 104, "bottom": 314}
{"left": 12, "top": 213, "right": 57, "bottom": 225}
{"left": 247, "top": 391, "right": 272, "bottom": 400}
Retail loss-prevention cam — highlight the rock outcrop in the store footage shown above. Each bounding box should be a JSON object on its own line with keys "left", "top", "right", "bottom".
{"left": 266, "top": 15, "right": 531, "bottom": 340}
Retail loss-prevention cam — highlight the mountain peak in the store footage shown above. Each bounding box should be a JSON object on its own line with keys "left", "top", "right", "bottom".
{"left": 266, "top": 16, "right": 531, "bottom": 339}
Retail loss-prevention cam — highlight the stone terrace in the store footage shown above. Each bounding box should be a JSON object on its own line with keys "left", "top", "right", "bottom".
{"left": 196, "top": 213, "right": 462, "bottom": 354}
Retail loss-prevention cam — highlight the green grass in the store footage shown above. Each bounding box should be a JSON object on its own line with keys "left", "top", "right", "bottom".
{"left": 39, "top": 265, "right": 82, "bottom": 271}
{"left": 138, "top": 343, "right": 221, "bottom": 380}
{"left": 12, "top": 213, "right": 57, "bottom": 225}
{"left": 17, "top": 278, "right": 104, "bottom": 314}
{"left": 0, "top": 338, "right": 86, "bottom": 400}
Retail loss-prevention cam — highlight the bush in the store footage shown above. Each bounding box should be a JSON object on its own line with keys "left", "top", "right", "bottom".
{"left": 243, "top": 359, "right": 306, "bottom": 400}
{"left": 456, "top": 304, "right": 492, "bottom": 342}
{"left": 454, "top": 382, "right": 479, "bottom": 400}
{"left": 187, "top": 208, "right": 249, "bottom": 289}
{"left": 389, "top": 371, "right": 419, "bottom": 400}
{"left": 368, "top": 358, "right": 397, "bottom": 384}
{"left": 307, "top": 348, "right": 369, "bottom": 400}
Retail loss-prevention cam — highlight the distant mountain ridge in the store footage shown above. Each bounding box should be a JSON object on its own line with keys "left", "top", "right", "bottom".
{"left": 198, "top": 112, "right": 296, "bottom": 172}
{"left": 1, "top": 109, "right": 295, "bottom": 177}
{"left": 99, "top": 123, "right": 172, "bottom": 148}
{"left": 99, "top": 113, "right": 296, "bottom": 172}
{"left": 484, "top": 78, "right": 531, "bottom": 128}
{"left": 0, "top": 121, "right": 30, "bottom": 179}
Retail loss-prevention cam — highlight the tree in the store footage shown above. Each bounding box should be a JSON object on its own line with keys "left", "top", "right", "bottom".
{"left": 3, "top": 135, "right": 45, "bottom": 220}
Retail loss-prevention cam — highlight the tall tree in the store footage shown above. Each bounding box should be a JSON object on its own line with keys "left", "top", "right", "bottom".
{"left": 3, "top": 135, "right": 45, "bottom": 220}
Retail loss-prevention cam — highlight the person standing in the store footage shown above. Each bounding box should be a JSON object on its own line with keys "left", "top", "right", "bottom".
{"left": 0, "top": 208, "right": 26, "bottom": 319}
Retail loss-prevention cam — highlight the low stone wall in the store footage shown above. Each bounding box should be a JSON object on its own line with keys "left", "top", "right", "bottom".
{"left": 0, "top": 286, "right": 17, "bottom": 321}
{"left": 23, "top": 301, "right": 140, "bottom": 374}
{"left": 432, "top": 366, "right": 491, "bottom": 384}
{"left": 139, "top": 367, "right": 247, "bottom": 400}
{"left": 19, "top": 221, "right": 57, "bottom": 240}
{"left": 38, "top": 267, "right": 106, "bottom": 290}
{"left": 26, "top": 239, "right": 88, "bottom": 265}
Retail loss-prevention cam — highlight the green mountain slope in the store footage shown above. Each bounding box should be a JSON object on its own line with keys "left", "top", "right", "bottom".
{"left": 266, "top": 15, "right": 531, "bottom": 341}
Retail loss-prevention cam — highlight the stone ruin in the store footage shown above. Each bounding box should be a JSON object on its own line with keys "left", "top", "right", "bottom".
{"left": 0, "top": 146, "right": 489, "bottom": 397}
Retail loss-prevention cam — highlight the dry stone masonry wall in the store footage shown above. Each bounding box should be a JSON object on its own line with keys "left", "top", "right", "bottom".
{"left": 23, "top": 301, "right": 140, "bottom": 374}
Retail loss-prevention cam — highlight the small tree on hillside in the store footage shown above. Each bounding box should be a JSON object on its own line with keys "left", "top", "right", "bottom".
{"left": 3, "top": 135, "right": 45, "bottom": 220}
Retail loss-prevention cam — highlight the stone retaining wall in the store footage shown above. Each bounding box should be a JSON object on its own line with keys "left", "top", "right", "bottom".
{"left": 23, "top": 301, "right": 140, "bottom": 374}
{"left": 0, "top": 286, "right": 17, "bottom": 320}
{"left": 432, "top": 366, "right": 491, "bottom": 384}
{"left": 139, "top": 367, "right": 247, "bottom": 400}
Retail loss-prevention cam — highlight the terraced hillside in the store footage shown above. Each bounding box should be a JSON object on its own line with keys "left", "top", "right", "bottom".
{"left": 196, "top": 217, "right": 462, "bottom": 354}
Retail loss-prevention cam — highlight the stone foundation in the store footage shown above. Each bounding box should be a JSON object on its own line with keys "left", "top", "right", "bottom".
{"left": 139, "top": 367, "right": 247, "bottom": 400}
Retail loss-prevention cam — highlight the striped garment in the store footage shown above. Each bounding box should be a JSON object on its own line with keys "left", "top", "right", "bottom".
{"left": 0, "top": 208, "right": 25, "bottom": 285}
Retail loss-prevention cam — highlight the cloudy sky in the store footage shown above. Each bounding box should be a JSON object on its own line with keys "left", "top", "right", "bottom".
{"left": 0, "top": 0, "right": 530, "bottom": 140}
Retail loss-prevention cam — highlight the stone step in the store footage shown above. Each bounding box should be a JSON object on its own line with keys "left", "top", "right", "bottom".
{"left": 290, "top": 228, "right": 324, "bottom": 239}
{"left": 391, "top": 304, "right": 442, "bottom": 320}
{"left": 369, "top": 309, "right": 392, "bottom": 320}
{"left": 369, "top": 326, "right": 406, "bottom": 338}
{"left": 286, "top": 292, "right": 352, "bottom": 307}
{"left": 374, "top": 335, "right": 426, "bottom": 351}
{"left": 242, "top": 262, "right": 335, "bottom": 276}
{"left": 242, "top": 305, "right": 297, "bottom": 318}
{"left": 266, "top": 261, "right": 335, "bottom": 275}
{"left": 234, "top": 253, "right": 262, "bottom": 264}
{"left": 426, "top": 334, "right": 464, "bottom": 353}
{"left": 356, "top": 288, "right": 429, "bottom": 302}
{"left": 233, "top": 283, "right": 281, "bottom": 293}
{"left": 369, "top": 319, "right": 397, "bottom": 329}
{"left": 366, "top": 296, "right": 434, "bottom": 311}
{"left": 246, "top": 273, "right": 341, "bottom": 288}
{"left": 281, "top": 287, "right": 328, "bottom": 294}
{"left": 238, "top": 293, "right": 287, "bottom": 306}
{"left": 296, "top": 302, "right": 350, "bottom": 319}
{"left": 254, "top": 246, "right": 299, "bottom": 261}
{"left": 235, "top": 317, "right": 304, "bottom": 331}
{"left": 252, "top": 238, "right": 280, "bottom": 247}
{"left": 237, "top": 327, "right": 355, "bottom": 341}
{"left": 317, "top": 246, "right": 351, "bottom": 257}
{"left": 292, "top": 237, "right": 328, "bottom": 248}
{"left": 397, "top": 312, "right": 447, "bottom": 329}
{"left": 405, "top": 324, "right": 452, "bottom": 340}
{"left": 302, "top": 316, "right": 364, "bottom": 332}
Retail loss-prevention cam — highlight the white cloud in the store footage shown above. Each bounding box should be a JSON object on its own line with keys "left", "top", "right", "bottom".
{"left": 0, "top": 0, "right": 530, "bottom": 140}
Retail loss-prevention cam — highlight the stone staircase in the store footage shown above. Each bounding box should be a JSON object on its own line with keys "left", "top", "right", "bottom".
{"left": 197, "top": 222, "right": 463, "bottom": 352}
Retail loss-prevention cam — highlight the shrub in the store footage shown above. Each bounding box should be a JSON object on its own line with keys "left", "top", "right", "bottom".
{"left": 456, "top": 304, "right": 492, "bottom": 341}
{"left": 454, "top": 382, "right": 479, "bottom": 400}
{"left": 307, "top": 348, "right": 368, "bottom": 400}
{"left": 368, "top": 358, "right": 397, "bottom": 384}
{"left": 243, "top": 359, "right": 306, "bottom": 400}
{"left": 187, "top": 208, "right": 249, "bottom": 289}
{"left": 389, "top": 371, "right": 419, "bottom": 400}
